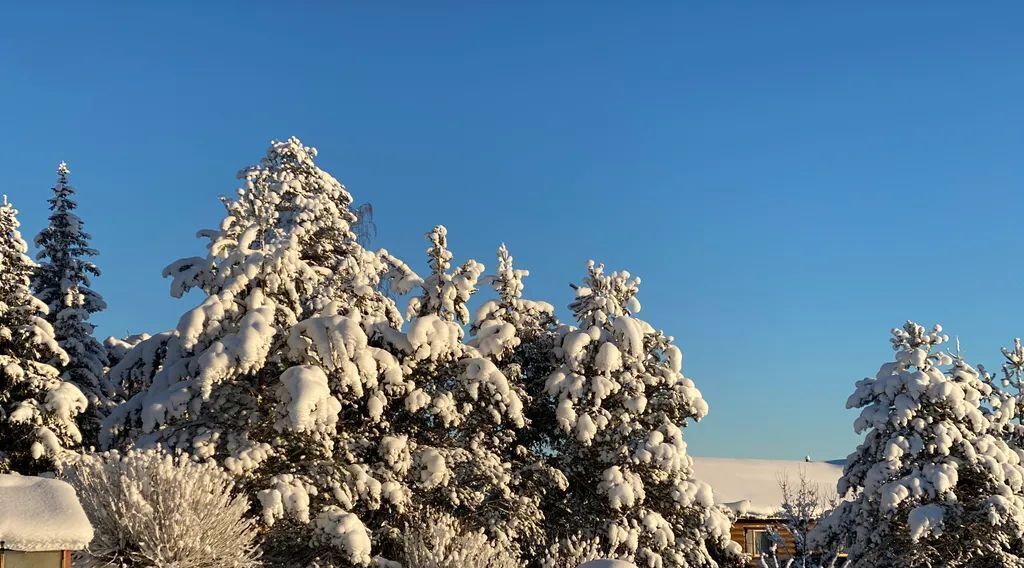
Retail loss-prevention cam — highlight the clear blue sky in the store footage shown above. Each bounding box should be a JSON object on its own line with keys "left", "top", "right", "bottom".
{"left": 3, "top": 2, "right": 1023, "bottom": 460}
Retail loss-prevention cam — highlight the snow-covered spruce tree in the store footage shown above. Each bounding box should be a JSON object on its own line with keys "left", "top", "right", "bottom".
{"left": 467, "top": 244, "right": 572, "bottom": 559}
{"left": 347, "top": 226, "right": 546, "bottom": 560}
{"left": 470, "top": 244, "right": 560, "bottom": 435}
{"left": 102, "top": 138, "right": 409, "bottom": 565}
{"left": 541, "top": 261, "right": 744, "bottom": 568}
{"left": 0, "top": 196, "right": 85, "bottom": 474}
{"left": 63, "top": 447, "right": 261, "bottom": 568}
{"left": 810, "top": 322, "right": 1024, "bottom": 567}
{"left": 32, "top": 162, "right": 111, "bottom": 447}
{"left": 102, "top": 140, "right": 533, "bottom": 565}
{"left": 978, "top": 340, "right": 1024, "bottom": 563}
{"left": 983, "top": 338, "right": 1024, "bottom": 447}
{"left": 539, "top": 537, "right": 606, "bottom": 568}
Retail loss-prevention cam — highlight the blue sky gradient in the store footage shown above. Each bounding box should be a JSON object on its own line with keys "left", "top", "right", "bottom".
{"left": 3, "top": 2, "right": 1024, "bottom": 460}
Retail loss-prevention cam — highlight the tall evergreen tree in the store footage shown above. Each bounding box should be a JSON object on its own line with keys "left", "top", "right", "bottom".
{"left": 468, "top": 244, "right": 572, "bottom": 562}
{"left": 541, "top": 261, "right": 743, "bottom": 567}
{"left": 381, "top": 229, "right": 547, "bottom": 558}
{"left": 0, "top": 195, "right": 86, "bottom": 473}
{"left": 103, "top": 138, "right": 401, "bottom": 564}
{"left": 811, "top": 322, "right": 1024, "bottom": 567}
{"left": 32, "top": 162, "right": 111, "bottom": 446}
{"left": 103, "top": 140, "right": 533, "bottom": 565}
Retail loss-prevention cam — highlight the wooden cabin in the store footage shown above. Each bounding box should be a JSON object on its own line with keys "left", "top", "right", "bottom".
{"left": 0, "top": 474, "right": 93, "bottom": 567}
{"left": 691, "top": 457, "right": 845, "bottom": 566}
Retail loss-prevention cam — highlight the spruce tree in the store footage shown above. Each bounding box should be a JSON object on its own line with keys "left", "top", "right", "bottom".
{"left": 987, "top": 338, "right": 1024, "bottom": 447}
{"left": 982, "top": 339, "right": 1024, "bottom": 565}
{"left": 104, "top": 140, "right": 534, "bottom": 565}
{"left": 402, "top": 231, "right": 550, "bottom": 550}
{"left": 104, "top": 138, "right": 403, "bottom": 565}
{"left": 542, "top": 261, "right": 743, "bottom": 567}
{"left": 811, "top": 322, "right": 1024, "bottom": 567}
{"left": 33, "top": 162, "right": 111, "bottom": 446}
{"left": 468, "top": 244, "right": 569, "bottom": 561}
{"left": 0, "top": 195, "right": 86, "bottom": 473}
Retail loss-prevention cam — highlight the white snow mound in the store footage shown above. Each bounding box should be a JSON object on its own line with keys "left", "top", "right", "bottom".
{"left": 0, "top": 474, "right": 94, "bottom": 551}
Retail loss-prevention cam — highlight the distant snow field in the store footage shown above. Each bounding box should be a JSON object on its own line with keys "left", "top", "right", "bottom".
{"left": 691, "top": 456, "right": 845, "bottom": 518}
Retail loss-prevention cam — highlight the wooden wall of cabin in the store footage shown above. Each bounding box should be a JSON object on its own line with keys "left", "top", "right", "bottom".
{"left": 730, "top": 518, "right": 796, "bottom": 566}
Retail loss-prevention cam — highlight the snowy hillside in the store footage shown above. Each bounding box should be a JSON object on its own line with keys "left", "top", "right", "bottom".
{"left": 691, "top": 457, "right": 844, "bottom": 518}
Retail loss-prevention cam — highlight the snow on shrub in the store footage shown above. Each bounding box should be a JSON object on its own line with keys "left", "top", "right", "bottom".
{"left": 62, "top": 448, "right": 260, "bottom": 568}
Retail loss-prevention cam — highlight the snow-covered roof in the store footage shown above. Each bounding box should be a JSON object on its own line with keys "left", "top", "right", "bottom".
{"left": 691, "top": 457, "right": 844, "bottom": 519}
{"left": 0, "top": 474, "right": 93, "bottom": 551}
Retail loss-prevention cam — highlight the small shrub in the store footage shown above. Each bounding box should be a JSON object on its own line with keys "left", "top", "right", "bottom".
{"left": 62, "top": 448, "right": 261, "bottom": 567}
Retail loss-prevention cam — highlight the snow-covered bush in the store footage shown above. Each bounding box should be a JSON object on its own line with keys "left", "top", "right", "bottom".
{"left": 540, "top": 261, "right": 744, "bottom": 567}
{"left": 0, "top": 195, "right": 84, "bottom": 474}
{"left": 810, "top": 322, "right": 1024, "bottom": 567}
{"left": 400, "top": 509, "right": 521, "bottom": 568}
{"left": 62, "top": 448, "right": 260, "bottom": 567}
{"left": 33, "top": 162, "right": 112, "bottom": 447}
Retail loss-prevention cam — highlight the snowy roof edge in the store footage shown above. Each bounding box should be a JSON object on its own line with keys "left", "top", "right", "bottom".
{"left": 0, "top": 474, "right": 94, "bottom": 552}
